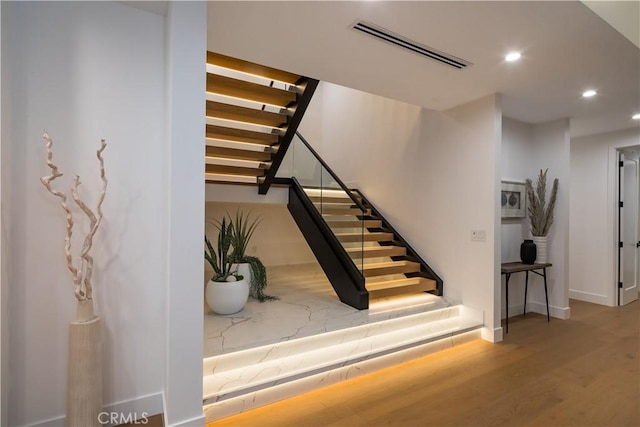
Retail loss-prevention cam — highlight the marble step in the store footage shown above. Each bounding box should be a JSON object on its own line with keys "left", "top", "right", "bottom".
{"left": 202, "top": 305, "right": 483, "bottom": 422}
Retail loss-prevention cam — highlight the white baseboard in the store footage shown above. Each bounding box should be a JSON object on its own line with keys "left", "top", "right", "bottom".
{"left": 29, "top": 392, "right": 164, "bottom": 427}
{"left": 501, "top": 302, "right": 526, "bottom": 319}
{"left": 481, "top": 326, "right": 503, "bottom": 343}
{"left": 168, "top": 414, "right": 205, "bottom": 427}
{"left": 527, "top": 301, "right": 571, "bottom": 320}
{"left": 568, "top": 289, "right": 612, "bottom": 306}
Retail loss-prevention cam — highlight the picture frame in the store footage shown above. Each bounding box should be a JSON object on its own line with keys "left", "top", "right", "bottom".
{"left": 501, "top": 181, "right": 526, "bottom": 218}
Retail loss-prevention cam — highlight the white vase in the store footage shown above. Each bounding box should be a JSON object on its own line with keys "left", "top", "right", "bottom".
{"left": 67, "top": 299, "right": 103, "bottom": 427}
{"left": 532, "top": 236, "right": 548, "bottom": 263}
{"left": 206, "top": 277, "right": 249, "bottom": 315}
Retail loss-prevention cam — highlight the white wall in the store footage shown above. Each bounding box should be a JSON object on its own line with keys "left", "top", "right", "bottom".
{"left": 531, "top": 120, "right": 571, "bottom": 318}
{"left": 0, "top": 3, "right": 8, "bottom": 425}
{"left": 299, "top": 83, "right": 502, "bottom": 342}
{"left": 204, "top": 202, "right": 316, "bottom": 268}
{"left": 501, "top": 117, "right": 571, "bottom": 320}
{"left": 1, "top": 2, "right": 205, "bottom": 425}
{"left": 501, "top": 118, "right": 533, "bottom": 316}
{"left": 570, "top": 127, "right": 640, "bottom": 306}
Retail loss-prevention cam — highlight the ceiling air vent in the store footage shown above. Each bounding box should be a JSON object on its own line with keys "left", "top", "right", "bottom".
{"left": 352, "top": 20, "right": 472, "bottom": 70}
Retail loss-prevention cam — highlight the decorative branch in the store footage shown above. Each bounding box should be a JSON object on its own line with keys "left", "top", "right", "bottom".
{"left": 525, "top": 169, "right": 558, "bottom": 237}
{"left": 40, "top": 132, "right": 108, "bottom": 301}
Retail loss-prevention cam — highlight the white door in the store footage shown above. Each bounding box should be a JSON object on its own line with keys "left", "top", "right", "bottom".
{"left": 619, "top": 154, "right": 639, "bottom": 305}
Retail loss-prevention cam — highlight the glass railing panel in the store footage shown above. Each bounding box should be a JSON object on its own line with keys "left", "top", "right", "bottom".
{"left": 290, "top": 134, "right": 322, "bottom": 188}
{"left": 285, "top": 132, "right": 365, "bottom": 276}
{"left": 319, "top": 167, "right": 364, "bottom": 273}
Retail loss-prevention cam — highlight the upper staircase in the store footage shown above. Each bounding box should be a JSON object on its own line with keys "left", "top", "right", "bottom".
{"left": 205, "top": 52, "right": 318, "bottom": 193}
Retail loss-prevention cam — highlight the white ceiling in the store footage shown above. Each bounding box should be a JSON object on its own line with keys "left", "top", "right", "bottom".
{"left": 207, "top": 1, "right": 640, "bottom": 138}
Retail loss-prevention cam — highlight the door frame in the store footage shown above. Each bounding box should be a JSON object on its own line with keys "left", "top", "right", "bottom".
{"left": 612, "top": 145, "right": 640, "bottom": 306}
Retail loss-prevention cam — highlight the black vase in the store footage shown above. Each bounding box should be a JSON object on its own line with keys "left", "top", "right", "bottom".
{"left": 520, "top": 240, "right": 537, "bottom": 264}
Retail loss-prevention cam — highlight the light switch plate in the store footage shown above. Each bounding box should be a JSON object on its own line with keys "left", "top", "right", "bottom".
{"left": 471, "top": 230, "right": 486, "bottom": 242}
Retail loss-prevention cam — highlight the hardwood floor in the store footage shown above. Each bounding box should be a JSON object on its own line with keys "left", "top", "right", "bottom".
{"left": 208, "top": 299, "right": 639, "bottom": 427}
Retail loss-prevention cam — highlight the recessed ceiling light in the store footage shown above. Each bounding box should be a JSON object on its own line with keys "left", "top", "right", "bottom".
{"left": 582, "top": 90, "right": 597, "bottom": 98}
{"left": 505, "top": 52, "right": 521, "bottom": 62}
{"left": 633, "top": 113, "right": 640, "bottom": 120}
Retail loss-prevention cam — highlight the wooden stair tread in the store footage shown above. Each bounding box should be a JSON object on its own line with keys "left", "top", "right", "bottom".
{"left": 346, "top": 245, "right": 406, "bottom": 258}
{"left": 206, "top": 101, "right": 287, "bottom": 128}
{"left": 335, "top": 232, "right": 394, "bottom": 243}
{"left": 205, "top": 172, "right": 257, "bottom": 185}
{"left": 313, "top": 203, "right": 371, "bottom": 216}
{"left": 205, "top": 156, "right": 267, "bottom": 170}
{"left": 307, "top": 195, "right": 361, "bottom": 203}
{"left": 206, "top": 164, "right": 265, "bottom": 177}
{"left": 314, "top": 202, "right": 361, "bottom": 208}
{"left": 207, "top": 74, "right": 296, "bottom": 107}
{"left": 366, "top": 277, "right": 436, "bottom": 291}
{"left": 362, "top": 260, "right": 421, "bottom": 277}
{"left": 324, "top": 219, "right": 382, "bottom": 228}
{"left": 206, "top": 125, "right": 278, "bottom": 145}
{"left": 206, "top": 137, "right": 277, "bottom": 153}
{"left": 367, "top": 278, "right": 437, "bottom": 299}
{"left": 206, "top": 146, "right": 271, "bottom": 162}
{"left": 207, "top": 51, "right": 301, "bottom": 85}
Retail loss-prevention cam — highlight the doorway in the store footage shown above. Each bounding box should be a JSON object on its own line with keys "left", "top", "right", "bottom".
{"left": 618, "top": 146, "right": 640, "bottom": 306}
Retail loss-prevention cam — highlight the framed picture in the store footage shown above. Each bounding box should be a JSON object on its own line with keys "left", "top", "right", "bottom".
{"left": 501, "top": 181, "right": 526, "bottom": 218}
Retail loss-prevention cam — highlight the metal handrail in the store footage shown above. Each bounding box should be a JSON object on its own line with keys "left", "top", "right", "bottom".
{"left": 294, "top": 132, "right": 368, "bottom": 213}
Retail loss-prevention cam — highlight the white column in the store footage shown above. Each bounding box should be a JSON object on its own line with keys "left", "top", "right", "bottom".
{"left": 164, "top": 2, "right": 206, "bottom": 426}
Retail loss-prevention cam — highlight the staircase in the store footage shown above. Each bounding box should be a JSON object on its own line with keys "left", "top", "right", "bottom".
{"left": 302, "top": 186, "right": 442, "bottom": 300}
{"left": 205, "top": 53, "right": 442, "bottom": 310}
{"left": 285, "top": 133, "right": 443, "bottom": 310}
{"left": 205, "top": 52, "right": 318, "bottom": 193}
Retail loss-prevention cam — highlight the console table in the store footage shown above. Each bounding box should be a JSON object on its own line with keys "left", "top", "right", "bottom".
{"left": 501, "top": 262, "right": 552, "bottom": 333}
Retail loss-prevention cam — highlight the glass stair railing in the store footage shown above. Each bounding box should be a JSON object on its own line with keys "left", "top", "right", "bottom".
{"left": 279, "top": 132, "right": 443, "bottom": 310}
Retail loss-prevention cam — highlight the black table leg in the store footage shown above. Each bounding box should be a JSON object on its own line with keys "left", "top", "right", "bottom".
{"left": 505, "top": 273, "right": 511, "bottom": 333}
{"left": 543, "top": 267, "right": 550, "bottom": 322}
{"left": 523, "top": 270, "right": 529, "bottom": 316}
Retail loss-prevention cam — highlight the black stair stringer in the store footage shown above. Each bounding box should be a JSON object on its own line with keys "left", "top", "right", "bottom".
{"left": 287, "top": 180, "right": 368, "bottom": 310}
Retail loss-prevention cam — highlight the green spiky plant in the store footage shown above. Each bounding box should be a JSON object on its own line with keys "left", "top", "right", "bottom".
{"left": 229, "top": 210, "right": 277, "bottom": 302}
{"left": 204, "top": 217, "right": 242, "bottom": 282}
{"left": 525, "top": 169, "right": 559, "bottom": 237}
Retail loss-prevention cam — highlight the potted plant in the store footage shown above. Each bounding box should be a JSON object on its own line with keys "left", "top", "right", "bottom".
{"left": 525, "top": 168, "right": 559, "bottom": 263}
{"left": 205, "top": 217, "right": 249, "bottom": 314}
{"left": 229, "top": 210, "right": 277, "bottom": 302}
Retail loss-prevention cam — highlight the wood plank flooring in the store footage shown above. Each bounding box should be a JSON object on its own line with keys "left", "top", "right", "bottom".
{"left": 208, "top": 299, "right": 639, "bottom": 427}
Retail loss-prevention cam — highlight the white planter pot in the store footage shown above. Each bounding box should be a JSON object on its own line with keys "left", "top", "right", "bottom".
{"left": 206, "top": 278, "right": 249, "bottom": 315}
{"left": 532, "top": 236, "right": 548, "bottom": 263}
{"left": 233, "top": 263, "right": 252, "bottom": 286}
